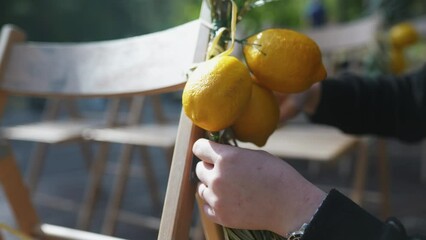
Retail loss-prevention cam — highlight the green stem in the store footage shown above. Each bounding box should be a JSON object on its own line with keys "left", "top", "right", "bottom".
{"left": 208, "top": 131, "right": 221, "bottom": 142}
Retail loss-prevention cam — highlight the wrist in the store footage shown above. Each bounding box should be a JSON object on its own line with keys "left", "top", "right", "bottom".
{"left": 276, "top": 185, "right": 326, "bottom": 237}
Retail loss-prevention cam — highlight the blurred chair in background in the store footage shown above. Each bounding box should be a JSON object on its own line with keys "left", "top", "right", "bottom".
{"left": 0, "top": 85, "right": 100, "bottom": 202}
{"left": 77, "top": 94, "right": 179, "bottom": 235}
{"left": 0, "top": 140, "right": 125, "bottom": 240}
{"left": 0, "top": 17, "right": 201, "bottom": 238}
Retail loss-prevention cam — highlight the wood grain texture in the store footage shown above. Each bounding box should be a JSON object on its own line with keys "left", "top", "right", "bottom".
{"left": 158, "top": 3, "right": 212, "bottom": 239}
{"left": 1, "top": 21, "right": 200, "bottom": 97}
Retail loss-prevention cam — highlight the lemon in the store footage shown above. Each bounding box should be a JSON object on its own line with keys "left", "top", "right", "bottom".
{"left": 232, "top": 82, "right": 279, "bottom": 147}
{"left": 389, "top": 22, "right": 418, "bottom": 49}
{"left": 243, "top": 29, "right": 327, "bottom": 93}
{"left": 389, "top": 47, "right": 406, "bottom": 75}
{"left": 182, "top": 55, "right": 253, "bottom": 132}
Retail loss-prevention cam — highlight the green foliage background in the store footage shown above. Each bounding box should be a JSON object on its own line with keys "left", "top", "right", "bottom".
{"left": 1, "top": 0, "right": 425, "bottom": 42}
{"left": 0, "top": 0, "right": 201, "bottom": 42}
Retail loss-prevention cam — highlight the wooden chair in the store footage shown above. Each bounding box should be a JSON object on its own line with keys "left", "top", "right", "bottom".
{"left": 76, "top": 94, "right": 180, "bottom": 234}
{"left": 0, "top": 140, "right": 126, "bottom": 240}
{"left": 0, "top": 28, "right": 119, "bottom": 212}
{"left": 0, "top": 17, "right": 203, "bottom": 238}
{"left": 0, "top": 87, "right": 99, "bottom": 199}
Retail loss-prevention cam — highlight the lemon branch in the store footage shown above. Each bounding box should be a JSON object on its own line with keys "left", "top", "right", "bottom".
{"left": 205, "top": 0, "right": 238, "bottom": 145}
{"left": 203, "top": 1, "right": 286, "bottom": 240}
{"left": 206, "top": 0, "right": 237, "bottom": 60}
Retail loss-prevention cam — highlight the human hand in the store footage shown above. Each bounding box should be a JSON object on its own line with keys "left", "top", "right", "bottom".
{"left": 193, "top": 138, "right": 326, "bottom": 236}
{"left": 276, "top": 82, "right": 322, "bottom": 123}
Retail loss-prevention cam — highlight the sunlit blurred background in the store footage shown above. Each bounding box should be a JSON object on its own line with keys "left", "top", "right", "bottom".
{"left": 1, "top": 0, "right": 426, "bottom": 239}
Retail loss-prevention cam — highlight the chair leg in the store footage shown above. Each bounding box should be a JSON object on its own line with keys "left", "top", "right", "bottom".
{"left": 79, "top": 140, "right": 93, "bottom": 169}
{"left": 101, "top": 144, "right": 134, "bottom": 235}
{"left": 338, "top": 155, "right": 351, "bottom": 179}
{"left": 0, "top": 143, "right": 40, "bottom": 235}
{"left": 25, "top": 142, "right": 49, "bottom": 194}
{"left": 138, "top": 146, "right": 162, "bottom": 214}
{"left": 195, "top": 194, "right": 223, "bottom": 240}
{"left": 307, "top": 162, "right": 321, "bottom": 177}
{"left": 190, "top": 218, "right": 205, "bottom": 240}
{"left": 377, "top": 139, "right": 391, "bottom": 219}
{"left": 77, "top": 142, "right": 111, "bottom": 230}
{"left": 351, "top": 140, "right": 369, "bottom": 206}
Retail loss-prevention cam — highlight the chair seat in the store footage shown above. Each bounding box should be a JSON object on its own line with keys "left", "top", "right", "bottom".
{"left": 237, "top": 124, "right": 360, "bottom": 161}
{"left": 84, "top": 124, "right": 178, "bottom": 147}
{"left": 0, "top": 120, "right": 102, "bottom": 144}
{"left": 39, "top": 223, "right": 127, "bottom": 240}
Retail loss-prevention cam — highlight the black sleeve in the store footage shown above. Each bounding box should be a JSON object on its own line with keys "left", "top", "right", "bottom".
{"left": 302, "top": 189, "right": 425, "bottom": 240}
{"left": 309, "top": 65, "right": 426, "bottom": 143}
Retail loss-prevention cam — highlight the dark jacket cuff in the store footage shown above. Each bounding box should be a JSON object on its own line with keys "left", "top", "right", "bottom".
{"left": 302, "top": 189, "right": 407, "bottom": 240}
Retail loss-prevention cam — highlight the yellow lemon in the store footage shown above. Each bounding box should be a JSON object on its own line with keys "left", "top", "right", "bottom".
{"left": 232, "top": 82, "right": 279, "bottom": 147}
{"left": 389, "top": 47, "right": 406, "bottom": 75}
{"left": 243, "top": 29, "right": 327, "bottom": 93}
{"left": 182, "top": 55, "right": 253, "bottom": 132}
{"left": 389, "top": 22, "right": 419, "bottom": 49}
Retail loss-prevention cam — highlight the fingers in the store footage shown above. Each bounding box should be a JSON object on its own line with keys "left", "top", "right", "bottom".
{"left": 194, "top": 138, "right": 235, "bottom": 221}
{"left": 197, "top": 183, "right": 216, "bottom": 217}
{"left": 195, "top": 160, "right": 214, "bottom": 186}
{"left": 197, "top": 182, "right": 208, "bottom": 200}
{"left": 194, "top": 138, "right": 236, "bottom": 185}
{"left": 192, "top": 138, "right": 222, "bottom": 164}
{"left": 202, "top": 204, "right": 216, "bottom": 219}
{"left": 193, "top": 139, "right": 217, "bottom": 186}
{"left": 279, "top": 93, "right": 307, "bottom": 122}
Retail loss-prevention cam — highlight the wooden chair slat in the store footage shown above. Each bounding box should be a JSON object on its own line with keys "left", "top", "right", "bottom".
{"left": 0, "top": 143, "right": 40, "bottom": 235}
{"left": 0, "top": 24, "right": 26, "bottom": 80}
{"left": 158, "top": 2, "right": 212, "bottom": 239}
{"left": 304, "top": 14, "right": 381, "bottom": 53}
{"left": 1, "top": 120, "right": 101, "bottom": 143}
{"left": 86, "top": 124, "right": 178, "bottom": 147}
{"left": 412, "top": 15, "right": 426, "bottom": 37}
{"left": 158, "top": 112, "right": 205, "bottom": 240}
{"left": 38, "top": 224, "right": 127, "bottom": 240}
{"left": 1, "top": 21, "right": 201, "bottom": 97}
{"left": 238, "top": 125, "right": 360, "bottom": 161}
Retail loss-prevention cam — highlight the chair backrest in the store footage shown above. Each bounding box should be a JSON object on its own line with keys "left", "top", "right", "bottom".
{"left": 0, "top": 20, "right": 201, "bottom": 98}
{"left": 0, "top": 16, "right": 206, "bottom": 239}
{"left": 304, "top": 14, "right": 382, "bottom": 53}
{"left": 410, "top": 15, "right": 426, "bottom": 37}
{"left": 304, "top": 14, "right": 382, "bottom": 75}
